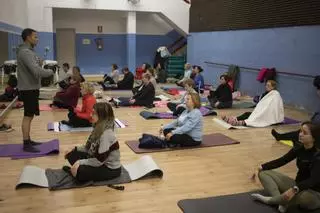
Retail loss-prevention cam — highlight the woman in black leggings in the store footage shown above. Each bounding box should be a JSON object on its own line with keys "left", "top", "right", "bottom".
{"left": 272, "top": 76, "right": 320, "bottom": 141}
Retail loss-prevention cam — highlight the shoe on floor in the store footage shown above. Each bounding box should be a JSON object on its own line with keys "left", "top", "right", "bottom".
{"left": 23, "top": 144, "right": 40, "bottom": 153}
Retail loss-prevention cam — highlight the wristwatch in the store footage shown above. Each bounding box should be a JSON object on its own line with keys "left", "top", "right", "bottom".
{"left": 293, "top": 186, "right": 299, "bottom": 194}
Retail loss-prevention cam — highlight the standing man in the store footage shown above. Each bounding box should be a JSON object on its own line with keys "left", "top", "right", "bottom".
{"left": 17, "top": 28, "right": 54, "bottom": 152}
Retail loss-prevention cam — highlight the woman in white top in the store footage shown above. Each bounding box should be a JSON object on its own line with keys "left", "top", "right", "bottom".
{"left": 103, "top": 64, "right": 120, "bottom": 84}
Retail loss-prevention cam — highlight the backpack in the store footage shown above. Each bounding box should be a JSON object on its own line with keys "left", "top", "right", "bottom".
{"left": 138, "top": 134, "right": 167, "bottom": 149}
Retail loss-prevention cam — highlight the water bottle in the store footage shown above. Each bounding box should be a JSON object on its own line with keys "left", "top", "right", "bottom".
{"left": 159, "top": 124, "right": 164, "bottom": 139}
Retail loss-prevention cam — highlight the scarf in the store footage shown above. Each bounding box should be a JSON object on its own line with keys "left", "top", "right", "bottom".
{"left": 85, "top": 120, "right": 115, "bottom": 156}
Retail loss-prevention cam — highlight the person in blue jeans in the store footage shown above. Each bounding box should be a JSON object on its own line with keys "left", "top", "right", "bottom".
{"left": 160, "top": 92, "right": 203, "bottom": 147}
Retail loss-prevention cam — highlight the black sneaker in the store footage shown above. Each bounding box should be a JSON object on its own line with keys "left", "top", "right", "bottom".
{"left": 29, "top": 140, "right": 42, "bottom": 146}
{"left": 23, "top": 144, "right": 40, "bottom": 153}
{"left": 271, "top": 129, "right": 280, "bottom": 141}
{"left": 61, "top": 120, "right": 70, "bottom": 125}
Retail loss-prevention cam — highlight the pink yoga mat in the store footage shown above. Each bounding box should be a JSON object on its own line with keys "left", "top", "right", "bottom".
{"left": 126, "top": 133, "right": 240, "bottom": 154}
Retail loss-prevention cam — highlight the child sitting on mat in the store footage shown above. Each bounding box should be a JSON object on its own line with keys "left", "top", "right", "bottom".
{"left": 251, "top": 122, "right": 320, "bottom": 212}
{"left": 222, "top": 80, "right": 284, "bottom": 127}
{"left": 207, "top": 74, "right": 233, "bottom": 109}
{"left": 51, "top": 74, "right": 81, "bottom": 109}
{"left": 271, "top": 75, "right": 320, "bottom": 142}
{"left": 167, "top": 79, "right": 197, "bottom": 116}
{"left": 64, "top": 102, "right": 121, "bottom": 182}
{"left": 160, "top": 92, "right": 203, "bottom": 147}
{"left": 62, "top": 82, "right": 96, "bottom": 127}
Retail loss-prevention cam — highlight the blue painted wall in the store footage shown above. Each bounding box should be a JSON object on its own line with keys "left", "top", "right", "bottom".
{"left": 127, "top": 34, "right": 136, "bottom": 72}
{"left": 187, "top": 25, "right": 320, "bottom": 112}
{"left": 76, "top": 34, "right": 127, "bottom": 75}
{"left": 76, "top": 30, "right": 183, "bottom": 74}
{"left": 136, "top": 34, "right": 176, "bottom": 67}
{"left": 7, "top": 33, "right": 22, "bottom": 59}
{"left": 1, "top": 21, "right": 54, "bottom": 60}
{"left": 34, "top": 32, "right": 55, "bottom": 60}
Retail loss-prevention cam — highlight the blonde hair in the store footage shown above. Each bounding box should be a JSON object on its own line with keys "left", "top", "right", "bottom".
{"left": 81, "top": 82, "right": 95, "bottom": 94}
{"left": 267, "top": 80, "right": 277, "bottom": 89}
{"left": 188, "top": 92, "right": 201, "bottom": 109}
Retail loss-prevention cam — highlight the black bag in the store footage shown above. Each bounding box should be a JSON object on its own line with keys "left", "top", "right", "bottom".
{"left": 138, "top": 134, "right": 167, "bottom": 149}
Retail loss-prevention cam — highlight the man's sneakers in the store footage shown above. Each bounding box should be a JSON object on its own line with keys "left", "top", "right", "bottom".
{"left": 23, "top": 139, "right": 41, "bottom": 153}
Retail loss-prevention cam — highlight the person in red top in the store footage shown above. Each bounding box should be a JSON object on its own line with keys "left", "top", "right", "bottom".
{"left": 51, "top": 74, "right": 81, "bottom": 109}
{"left": 62, "top": 82, "right": 96, "bottom": 127}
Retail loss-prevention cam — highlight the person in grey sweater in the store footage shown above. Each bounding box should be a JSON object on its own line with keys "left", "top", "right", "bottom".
{"left": 161, "top": 92, "right": 203, "bottom": 147}
{"left": 64, "top": 102, "right": 121, "bottom": 182}
{"left": 17, "top": 28, "right": 54, "bottom": 153}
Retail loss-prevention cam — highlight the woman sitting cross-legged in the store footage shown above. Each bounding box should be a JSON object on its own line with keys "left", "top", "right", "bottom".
{"left": 64, "top": 102, "right": 121, "bottom": 182}
{"left": 62, "top": 82, "right": 96, "bottom": 127}
{"left": 102, "top": 64, "right": 120, "bottom": 85}
{"left": 113, "top": 73, "right": 155, "bottom": 108}
{"left": 51, "top": 74, "right": 81, "bottom": 109}
{"left": 161, "top": 92, "right": 203, "bottom": 147}
{"left": 167, "top": 79, "right": 197, "bottom": 116}
{"left": 193, "top": 65, "right": 205, "bottom": 93}
{"left": 207, "top": 74, "right": 233, "bottom": 109}
{"left": 222, "top": 80, "right": 284, "bottom": 127}
{"left": 251, "top": 122, "right": 320, "bottom": 213}
{"left": 272, "top": 75, "right": 320, "bottom": 142}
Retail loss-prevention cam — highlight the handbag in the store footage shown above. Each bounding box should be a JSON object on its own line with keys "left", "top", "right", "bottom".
{"left": 138, "top": 134, "right": 167, "bottom": 149}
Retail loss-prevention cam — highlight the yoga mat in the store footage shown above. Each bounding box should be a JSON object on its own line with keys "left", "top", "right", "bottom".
{"left": 0, "top": 139, "right": 59, "bottom": 160}
{"left": 279, "top": 140, "right": 293, "bottom": 147}
{"left": 232, "top": 101, "right": 256, "bottom": 109}
{"left": 39, "top": 104, "right": 82, "bottom": 111}
{"left": 161, "top": 86, "right": 184, "bottom": 91}
{"left": 125, "top": 133, "right": 240, "bottom": 154}
{"left": 177, "top": 191, "right": 277, "bottom": 213}
{"left": 47, "top": 119, "right": 127, "bottom": 132}
{"left": 139, "top": 107, "right": 217, "bottom": 120}
{"left": 155, "top": 95, "right": 171, "bottom": 101}
{"left": 16, "top": 155, "right": 163, "bottom": 191}
{"left": 213, "top": 117, "right": 301, "bottom": 130}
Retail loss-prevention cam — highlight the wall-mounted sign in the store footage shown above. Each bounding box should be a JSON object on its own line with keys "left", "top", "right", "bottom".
{"left": 82, "top": 39, "right": 91, "bottom": 45}
{"left": 98, "top": 26, "right": 103, "bottom": 33}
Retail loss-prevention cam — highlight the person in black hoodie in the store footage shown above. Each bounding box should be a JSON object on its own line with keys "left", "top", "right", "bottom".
{"left": 117, "top": 73, "right": 155, "bottom": 108}
{"left": 207, "top": 74, "right": 233, "bottom": 109}
{"left": 251, "top": 122, "right": 320, "bottom": 212}
{"left": 116, "top": 67, "right": 134, "bottom": 90}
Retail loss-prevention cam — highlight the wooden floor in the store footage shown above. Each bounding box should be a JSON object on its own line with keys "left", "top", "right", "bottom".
{"left": 0, "top": 89, "right": 310, "bottom": 213}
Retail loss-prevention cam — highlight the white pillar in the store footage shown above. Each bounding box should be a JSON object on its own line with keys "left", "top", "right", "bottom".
{"left": 127, "top": 11, "right": 136, "bottom": 72}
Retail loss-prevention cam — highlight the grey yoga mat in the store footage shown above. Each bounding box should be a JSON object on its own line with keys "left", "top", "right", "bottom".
{"left": 16, "top": 155, "right": 163, "bottom": 191}
{"left": 178, "top": 191, "right": 320, "bottom": 213}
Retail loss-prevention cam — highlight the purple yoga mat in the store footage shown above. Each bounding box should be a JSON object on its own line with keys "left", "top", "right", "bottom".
{"left": 283, "top": 117, "right": 300, "bottom": 125}
{"left": 0, "top": 139, "right": 59, "bottom": 160}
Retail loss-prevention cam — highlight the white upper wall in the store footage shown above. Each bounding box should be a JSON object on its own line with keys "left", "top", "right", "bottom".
{"left": 27, "top": 0, "right": 189, "bottom": 34}
{"left": 53, "top": 9, "right": 127, "bottom": 34}
{"left": 0, "top": 0, "right": 28, "bottom": 30}
{"left": 53, "top": 9, "right": 174, "bottom": 35}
